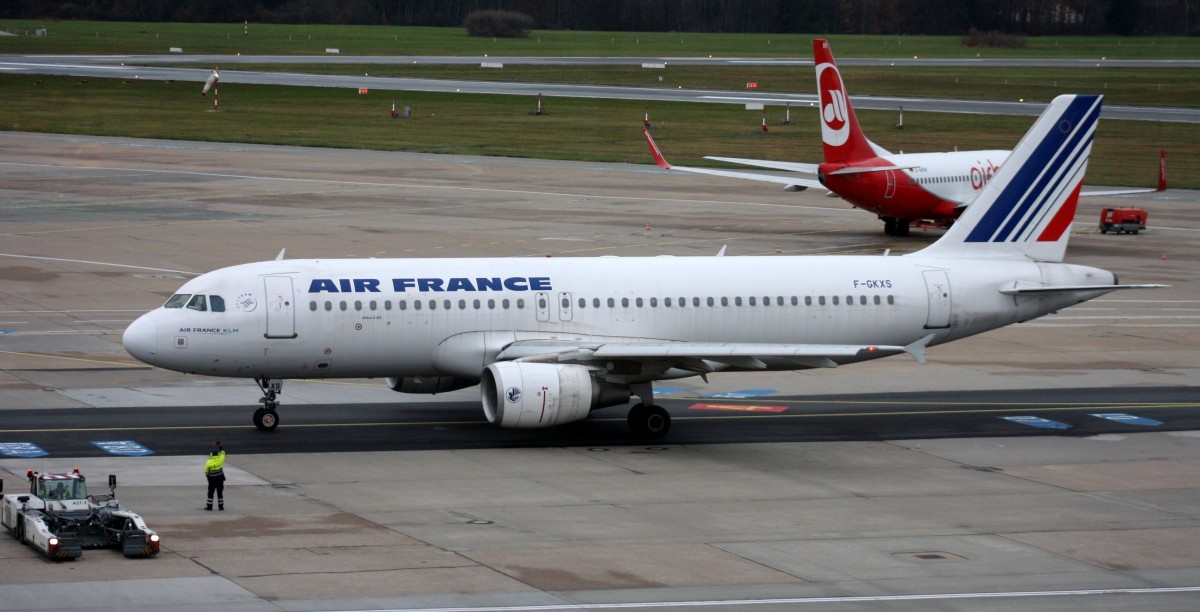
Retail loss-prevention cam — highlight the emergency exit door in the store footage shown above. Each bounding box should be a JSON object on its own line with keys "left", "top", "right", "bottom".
{"left": 922, "top": 270, "right": 951, "bottom": 329}
{"left": 264, "top": 276, "right": 297, "bottom": 338}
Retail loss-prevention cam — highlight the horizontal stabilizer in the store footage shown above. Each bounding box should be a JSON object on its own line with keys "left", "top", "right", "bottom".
{"left": 826, "top": 165, "right": 916, "bottom": 176}
{"left": 999, "top": 283, "right": 1168, "bottom": 295}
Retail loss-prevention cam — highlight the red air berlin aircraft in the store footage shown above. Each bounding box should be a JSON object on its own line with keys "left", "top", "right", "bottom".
{"left": 645, "top": 39, "right": 1165, "bottom": 237}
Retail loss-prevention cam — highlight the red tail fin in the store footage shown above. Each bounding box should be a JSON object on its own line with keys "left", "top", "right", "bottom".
{"left": 813, "top": 39, "right": 876, "bottom": 164}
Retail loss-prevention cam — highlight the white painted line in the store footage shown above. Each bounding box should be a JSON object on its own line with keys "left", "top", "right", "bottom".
{"left": 0, "top": 253, "right": 197, "bottom": 275}
{"left": 357, "top": 586, "right": 1200, "bottom": 610}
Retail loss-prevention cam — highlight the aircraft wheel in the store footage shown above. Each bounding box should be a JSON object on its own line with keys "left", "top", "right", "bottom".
{"left": 895, "top": 221, "right": 910, "bottom": 237}
{"left": 628, "top": 403, "right": 670, "bottom": 438}
{"left": 883, "top": 218, "right": 897, "bottom": 236}
{"left": 253, "top": 407, "right": 279, "bottom": 431}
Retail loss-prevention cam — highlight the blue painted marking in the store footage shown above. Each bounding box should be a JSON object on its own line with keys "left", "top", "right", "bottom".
{"left": 0, "top": 442, "right": 49, "bottom": 458}
{"left": 1001, "top": 416, "right": 1072, "bottom": 430}
{"left": 702, "top": 389, "right": 778, "bottom": 399}
{"left": 1091, "top": 413, "right": 1163, "bottom": 427}
{"left": 0, "top": 330, "right": 14, "bottom": 334}
{"left": 91, "top": 440, "right": 154, "bottom": 456}
{"left": 652, "top": 386, "right": 687, "bottom": 396}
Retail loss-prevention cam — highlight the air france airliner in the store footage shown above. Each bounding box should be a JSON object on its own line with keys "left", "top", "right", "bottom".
{"left": 124, "top": 94, "right": 1159, "bottom": 438}
{"left": 645, "top": 39, "right": 1164, "bottom": 237}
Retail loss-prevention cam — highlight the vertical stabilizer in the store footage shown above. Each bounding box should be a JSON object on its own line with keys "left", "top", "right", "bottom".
{"left": 813, "top": 39, "right": 880, "bottom": 163}
{"left": 914, "top": 95, "right": 1102, "bottom": 263}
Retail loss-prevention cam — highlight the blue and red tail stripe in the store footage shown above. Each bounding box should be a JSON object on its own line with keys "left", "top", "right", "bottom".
{"left": 965, "top": 95, "right": 1101, "bottom": 244}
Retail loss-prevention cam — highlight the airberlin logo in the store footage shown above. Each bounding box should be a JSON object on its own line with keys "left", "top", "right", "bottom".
{"left": 817, "top": 62, "right": 849, "bottom": 147}
{"left": 969, "top": 159, "right": 1001, "bottom": 190}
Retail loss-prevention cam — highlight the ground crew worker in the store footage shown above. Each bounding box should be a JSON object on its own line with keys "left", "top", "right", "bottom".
{"left": 204, "top": 440, "right": 226, "bottom": 511}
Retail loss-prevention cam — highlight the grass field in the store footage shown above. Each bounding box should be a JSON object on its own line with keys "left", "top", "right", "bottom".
{"left": 4, "top": 20, "right": 1200, "bottom": 59}
{"left": 205, "top": 63, "right": 1200, "bottom": 109}
{"left": 1, "top": 21, "right": 1195, "bottom": 189}
{"left": 2, "top": 74, "right": 1190, "bottom": 189}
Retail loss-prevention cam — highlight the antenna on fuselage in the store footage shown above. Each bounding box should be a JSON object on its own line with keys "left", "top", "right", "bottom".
{"left": 275, "top": 248, "right": 286, "bottom": 261}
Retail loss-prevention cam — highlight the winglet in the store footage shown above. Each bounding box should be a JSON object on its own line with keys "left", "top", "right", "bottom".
{"left": 275, "top": 248, "right": 286, "bottom": 261}
{"left": 903, "top": 334, "right": 935, "bottom": 365}
{"left": 643, "top": 127, "right": 672, "bottom": 169}
{"left": 716, "top": 245, "right": 727, "bottom": 257}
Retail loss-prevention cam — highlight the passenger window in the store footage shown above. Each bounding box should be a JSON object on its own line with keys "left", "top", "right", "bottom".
{"left": 475, "top": 300, "right": 482, "bottom": 309}
{"left": 860, "top": 296, "right": 867, "bottom": 305}
{"left": 398, "top": 300, "right": 406, "bottom": 311}
{"left": 577, "top": 298, "right": 585, "bottom": 308}
{"left": 707, "top": 297, "right": 715, "bottom": 307}
{"left": 444, "top": 299, "right": 451, "bottom": 310}
{"left": 592, "top": 298, "right": 600, "bottom": 308}
{"left": 164, "top": 294, "right": 191, "bottom": 309}
{"left": 385, "top": 300, "right": 392, "bottom": 310}
{"left": 874, "top": 295, "right": 881, "bottom": 305}
{"left": 488, "top": 299, "right": 496, "bottom": 309}
{"left": 339, "top": 301, "right": 347, "bottom": 311}
{"left": 186, "top": 295, "right": 207, "bottom": 311}
{"left": 818, "top": 296, "right": 826, "bottom": 306}
{"left": 636, "top": 297, "right": 644, "bottom": 308}
{"left": 516, "top": 299, "right": 524, "bottom": 309}
{"left": 355, "top": 301, "right": 362, "bottom": 311}
{"left": 693, "top": 297, "right": 701, "bottom": 307}
{"left": 665, "top": 297, "right": 673, "bottom": 307}
{"left": 650, "top": 297, "right": 657, "bottom": 307}
{"left": 502, "top": 299, "right": 510, "bottom": 309}
{"left": 309, "top": 301, "right": 317, "bottom": 311}
{"left": 887, "top": 295, "right": 895, "bottom": 305}
{"left": 622, "top": 298, "right": 629, "bottom": 308}
{"left": 210, "top": 296, "right": 226, "bottom": 312}
{"left": 324, "top": 301, "right": 332, "bottom": 312}
{"left": 735, "top": 297, "right": 742, "bottom": 306}
{"left": 413, "top": 300, "right": 421, "bottom": 311}
{"left": 458, "top": 299, "right": 466, "bottom": 310}
{"left": 539, "top": 297, "right": 548, "bottom": 309}
{"left": 563, "top": 298, "right": 570, "bottom": 308}
{"left": 833, "top": 296, "right": 839, "bottom": 305}
{"left": 370, "top": 300, "right": 377, "bottom": 311}
{"left": 429, "top": 300, "right": 437, "bottom": 310}
{"left": 607, "top": 298, "right": 615, "bottom": 308}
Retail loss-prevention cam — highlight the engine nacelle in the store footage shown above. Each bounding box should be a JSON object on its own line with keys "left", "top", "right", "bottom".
{"left": 386, "top": 376, "right": 477, "bottom": 394}
{"left": 481, "top": 362, "right": 630, "bottom": 429}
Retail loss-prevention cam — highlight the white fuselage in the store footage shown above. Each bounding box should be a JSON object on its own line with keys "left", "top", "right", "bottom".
{"left": 123, "top": 254, "right": 1114, "bottom": 383}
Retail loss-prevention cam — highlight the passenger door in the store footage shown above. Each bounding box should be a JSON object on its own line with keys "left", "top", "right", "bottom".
{"left": 264, "top": 276, "right": 297, "bottom": 338}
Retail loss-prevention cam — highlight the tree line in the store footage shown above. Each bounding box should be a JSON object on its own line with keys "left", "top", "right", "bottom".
{"left": 3, "top": 0, "right": 1197, "bottom": 36}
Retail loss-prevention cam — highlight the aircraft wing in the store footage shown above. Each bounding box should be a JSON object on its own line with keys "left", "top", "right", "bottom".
{"left": 703, "top": 156, "right": 820, "bottom": 174}
{"left": 498, "top": 335, "right": 933, "bottom": 371}
{"left": 1080, "top": 187, "right": 1159, "bottom": 197}
{"left": 643, "top": 128, "right": 825, "bottom": 192}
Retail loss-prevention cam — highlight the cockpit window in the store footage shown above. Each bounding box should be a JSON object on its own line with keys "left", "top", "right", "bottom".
{"left": 186, "top": 295, "right": 208, "bottom": 311}
{"left": 210, "top": 295, "right": 226, "bottom": 312}
{"left": 164, "top": 294, "right": 191, "bottom": 309}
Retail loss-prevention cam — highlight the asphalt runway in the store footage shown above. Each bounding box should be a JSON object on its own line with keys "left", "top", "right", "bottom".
{"left": 3, "top": 387, "right": 1200, "bottom": 457}
{"left": 3, "top": 54, "right": 1199, "bottom": 123}
{"left": 1, "top": 132, "right": 1199, "bottom": 610}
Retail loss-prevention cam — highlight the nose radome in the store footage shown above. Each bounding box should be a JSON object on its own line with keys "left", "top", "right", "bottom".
{"left": 123, "top": 314, "right": 158, "bottom": 365}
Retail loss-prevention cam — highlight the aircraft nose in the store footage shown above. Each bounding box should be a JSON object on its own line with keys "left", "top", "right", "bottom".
{"left": 122, "top": 314, "right": 158, "bottom": 365}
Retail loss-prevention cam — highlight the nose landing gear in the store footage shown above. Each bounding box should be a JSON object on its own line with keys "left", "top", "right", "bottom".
{"left": 253, "top": 376, "right": 281, "bottom": 431}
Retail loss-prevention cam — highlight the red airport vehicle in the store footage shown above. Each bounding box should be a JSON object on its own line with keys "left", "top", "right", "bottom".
{"left": 1099, "top": 208, "right": 1147, "bottom": 235}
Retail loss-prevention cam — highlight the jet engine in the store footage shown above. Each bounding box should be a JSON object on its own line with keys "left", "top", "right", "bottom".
{"left": 481, "top": 362, "right": 631, "bottom": 429}
{"left": 386, "top": 376, "right": 477, "bottom": 394}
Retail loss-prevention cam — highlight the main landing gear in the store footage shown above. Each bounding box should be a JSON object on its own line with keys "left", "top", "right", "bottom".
{"left": 253, "top": 376, "right": 282, "bottom": 431}
{"left": 627, "top": 383, "right": 670, "bottom": 438}
{"left": 883, "top": 217, "right": 910, "bottom": 237}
